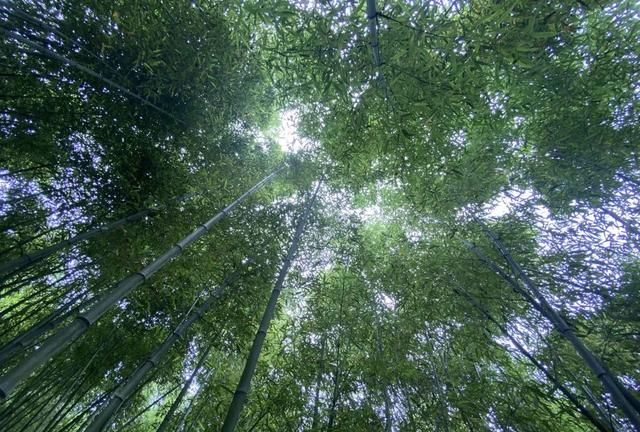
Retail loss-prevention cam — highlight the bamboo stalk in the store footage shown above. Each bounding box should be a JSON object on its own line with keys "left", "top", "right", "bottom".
{"left": 0, "top": 27, "right": 185, "bottom": 125}
{"left": 85, "top": 272, "right": 241, "bottom": 432}
{"left": 366, "top": 0, "right": 382, "bottom": 68}
{"left": 1, "top": 191, "right": 197, "bottom": 279}
{"left": 454, "top": 285, "right": 613, "bottom": 432}
{"left": 156, "top": 343, "right": 214, "bottom": 432}
{"left": 0, "top": 290, "right": 90, "bottom": 364}
{"left": 119, "top": 384, "right": 180, "bottom": 430}
{"left": 0, "top": 209, "right": 153, "bottom": 278}
{"left": 471, "top": 219, "right": 640, "bottom": 429}
{"left": 221, "top": 180, "right": 321, "bottom": 432}
{"left": 0, "top": 165, "right": 285, "bottom": 400}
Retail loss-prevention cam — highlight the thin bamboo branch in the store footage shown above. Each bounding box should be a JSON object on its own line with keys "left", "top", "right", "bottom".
{"left": 156, "top": 343, "right": 214, "bottom": 432}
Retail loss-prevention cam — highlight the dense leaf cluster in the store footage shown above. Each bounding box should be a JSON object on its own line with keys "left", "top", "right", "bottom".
{"left": 0, "top": 1, "right": 638, "bottom": 431}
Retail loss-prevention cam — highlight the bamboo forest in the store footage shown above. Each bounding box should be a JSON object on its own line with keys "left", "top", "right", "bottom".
{"left": 1, "top": 0, "right": 639, "bottom": 431}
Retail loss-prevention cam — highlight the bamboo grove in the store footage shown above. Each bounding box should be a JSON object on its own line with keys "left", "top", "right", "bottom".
{"left": 0, "top": 0, "right": 639, "bottom": 431}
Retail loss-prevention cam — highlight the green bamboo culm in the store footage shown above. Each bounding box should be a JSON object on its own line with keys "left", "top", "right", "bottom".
{"left": 0, "top": 198, "right": 191, "bottom": 363}
{"left": 366, "top": 0, "right": 382, "bottom": 68}
{"left": 0, "top": 193, "right": 198, "bottom": 362}
{"left": 155, "top": 342, "right": 214, "bottom": 432}
{"left": 0, "top": 165, "right": 286, "bottom": 400}
{"left": 0, "top": 0, "right": 185, "bottom": 125}
{"left": 471, "top": 218, "right": 640, "bottom": 430}
{"left": 365, "top": 0, "right": 390, "bottom": 101}
{"left": 0, "top": 191, "right": 195, "bottom": 281}
{"left": 220, "top": 180, "right": 322, "bottom": 432}
{"left": 119, "top": 385, "right": 180, "bottom": 430}
{"left": 453, "top": 285, "right": 612, "bottom": 432}
{"left": 0, "top": 208, "right": 153, "bottom": 279}
{"left": 85, "top": 271, "right": 241, "bottom": 432}
{"left": 0, "top": 297, "right": 89, "bottom": 366}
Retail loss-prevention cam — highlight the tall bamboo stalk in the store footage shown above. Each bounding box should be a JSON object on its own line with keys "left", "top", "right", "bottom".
{"left": 326, "top": 269, "right": 348, "bottom": 432}
{"left": 471, "top": 219, "right": 640, "bottom": 429}
{"left": 85, "top": 272, "right": 241, "bottom": 432}
{"left": 0, "top": 24, "right": 185, "bottom": 124}
{"left": 0, "top": 208, "right": 153, "bottom": 278}
{"left": 0, "top": 165, "right": 285, "bottom": 400}
{"left": 375, "top": 325, "right": 393, "bottom": 432}
{"left": 119, "top": 385, "right": 180, "bottom": 430}
{"left": 366, "top": 0, "right": 382, "bottom": 68}
{"left": 30, "top": 346, "right": 101, "bottom": 432}
{"left": 221, "top": 181, "right": 321, "bottom": 432}
{"left": 0, "top": 291, "right": 91, "bottom": 364}
{"left": 40, "top": 354, "right": 100, "bottom": 432}
{"left": 0, "top": 192, "right": 196, "bottom": 279}
{"left": 177, "top": 366, "right": 216, "bottom": 432}
{"left": 1, "top": 4, "right": 127, "bottom": 81}
{"left": 454, "top": 285, "right": 612, "bottom": 432}
{"left": 156, "top": 343, "right": 214, "bottom": 432}
{"left": 365, "top": 0, "right": 391, "bottom": 101}
{"left": 310, "top": 335, "right": 325, "bottom": 431}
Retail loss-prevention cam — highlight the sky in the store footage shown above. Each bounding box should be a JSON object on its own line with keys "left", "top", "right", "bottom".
{"left": 276, "top": 109, "right": 307, "bottom": 154}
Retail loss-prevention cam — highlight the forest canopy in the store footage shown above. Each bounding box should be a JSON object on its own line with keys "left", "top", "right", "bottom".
{"left": 0, "top": 0, "right": 639, "bottom": 431}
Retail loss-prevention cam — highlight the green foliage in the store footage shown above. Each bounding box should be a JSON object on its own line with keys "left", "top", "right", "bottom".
{"left": 1, "top": 0, "right": 639, "bottom": 431}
